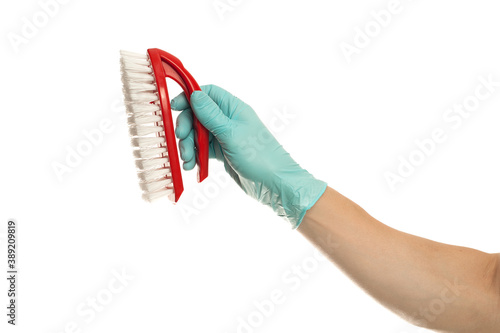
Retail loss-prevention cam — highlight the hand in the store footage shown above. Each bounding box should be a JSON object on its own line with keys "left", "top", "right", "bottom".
{"left": 171, "top": 85, "right": 326, "bottom": 228}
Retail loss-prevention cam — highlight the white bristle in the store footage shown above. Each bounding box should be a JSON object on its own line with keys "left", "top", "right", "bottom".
{"left": 123, "top": 72, "right": 155, "bottom": 83}
{"left": 137, "top": 168, "right": 171, "bottom": 182}
{"left": 121, "top": 56, "right": 149, "bottom": 65}
{"left": 127, "top": 82, "right": 157, "bottom": 92}
{"left": 129, "top": 114, "right": 163, "bottom": 125}
{"left": 136, "top": 157, "right": 170, "bottom": 170}
{"left": 120, "top": 50, "right": 175, "bottom": 202}
{"left": 142, "top": 188, "right": 175, "bottom": 202}
{"left": 131, "top": 136, "right": 166, "bottom": 147}
{"left": 133, "top": 147, "right": 167, "bottom": 159}
{"left": 128, "top": 125, "right": 164, "bottom": 136}
{"left": 126, "top": 105, "right": 161, "bottom": 118}
{"left": 121, "top": 61, "right": 153, "bottom": 74}
{"left": 139, "top": 178, "right": 173, "bottom": 192}
{"left": 120, "top": 50, "right": 148, "bottom": 58}
{"left": 126, "top": 92, "right": 158, "bottom": 104}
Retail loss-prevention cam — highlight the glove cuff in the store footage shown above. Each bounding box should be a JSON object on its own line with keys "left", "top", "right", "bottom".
{"left": 272, "top": 171, "right": 327, "bottom": 229}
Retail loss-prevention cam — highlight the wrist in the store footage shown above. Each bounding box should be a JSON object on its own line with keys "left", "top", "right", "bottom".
{"left": 274, "top": 169, "right": 327, "bottom": 229}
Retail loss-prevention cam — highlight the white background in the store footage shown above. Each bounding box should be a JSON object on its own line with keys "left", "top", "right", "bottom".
{"left": 1, "top": 0, "right": 499, "bottom": 332}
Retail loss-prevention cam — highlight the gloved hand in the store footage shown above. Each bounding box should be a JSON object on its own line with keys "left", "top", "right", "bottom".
{"left": 171, "top": 85, "right": 326, "bottom": 229}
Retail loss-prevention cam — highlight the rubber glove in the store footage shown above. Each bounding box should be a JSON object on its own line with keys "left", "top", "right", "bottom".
{"left": 171, "top": 85, "right": 326, "bottom": 229}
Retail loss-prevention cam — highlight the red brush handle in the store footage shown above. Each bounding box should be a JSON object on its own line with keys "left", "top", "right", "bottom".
{"left": 148, "top": 49, "right": 209, "bottom": 201}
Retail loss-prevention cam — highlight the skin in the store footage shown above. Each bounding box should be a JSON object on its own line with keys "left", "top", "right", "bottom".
{"left": 299, "top": 186, "right": 500, "bottom": 332}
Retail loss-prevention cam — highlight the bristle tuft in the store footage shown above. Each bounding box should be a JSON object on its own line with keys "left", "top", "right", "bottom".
{"left": 142, "top": 188, "right": 174, "bottom": 202}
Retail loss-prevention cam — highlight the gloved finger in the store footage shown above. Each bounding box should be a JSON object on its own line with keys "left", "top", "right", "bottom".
{"left": 171, "top": 85, "right": 236, "bottom": 112}
{"left": 190, "top": 90, "right": 231, "bottom": 136}
{"left": 200, "top": 84, "right": 245, "bottom": 118}
{"left": 178, "top": 129, "right": 195, "bottom": 162}
{"left": 175, "top": 108, "right": 193, "bottom": 139}
{"left": 183, "top": 156, "right": 197, "bottom": 171}
{"left": 210, "top": 139, "right": 224, "bottom": 161}
{"left": 170, "top": 92, "right": 189, "bottom": 111}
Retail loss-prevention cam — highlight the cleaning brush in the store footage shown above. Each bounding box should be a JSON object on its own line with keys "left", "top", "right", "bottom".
{"left": 120, "top": 48, "right": 209, "bottom": 202}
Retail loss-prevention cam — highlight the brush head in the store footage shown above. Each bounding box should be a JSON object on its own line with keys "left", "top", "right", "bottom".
{"left": 120, "top": 50, "right": 175, "bottom": 202}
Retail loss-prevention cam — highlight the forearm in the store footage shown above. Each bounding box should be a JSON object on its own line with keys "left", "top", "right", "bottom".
{"left": 298, "top": 186, "right": 500, "bottom": 332}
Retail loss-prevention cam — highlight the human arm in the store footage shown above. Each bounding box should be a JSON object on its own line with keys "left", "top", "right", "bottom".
{"left": 172, "top": 85, "right": 500, "bottom": 332}
{"left": 299, "top": 186, "right": 500, "bottom": 332}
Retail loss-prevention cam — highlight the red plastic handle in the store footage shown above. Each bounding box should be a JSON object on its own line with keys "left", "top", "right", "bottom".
{"left": 147, "top": 48, "right": 209, "bottom": 201}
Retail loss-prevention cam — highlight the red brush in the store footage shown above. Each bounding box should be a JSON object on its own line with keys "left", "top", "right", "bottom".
{"left": 120, "top": 49, "right": 209, "bottom": 202}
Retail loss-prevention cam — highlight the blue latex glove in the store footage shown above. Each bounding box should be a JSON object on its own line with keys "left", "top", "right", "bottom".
{"left": 171, "top": 85, "right": 326, "bottom": 229}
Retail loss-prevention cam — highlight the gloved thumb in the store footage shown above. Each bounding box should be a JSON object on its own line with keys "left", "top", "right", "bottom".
{"left": 190, "top": 90, "right": 231, "bottom": 136}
